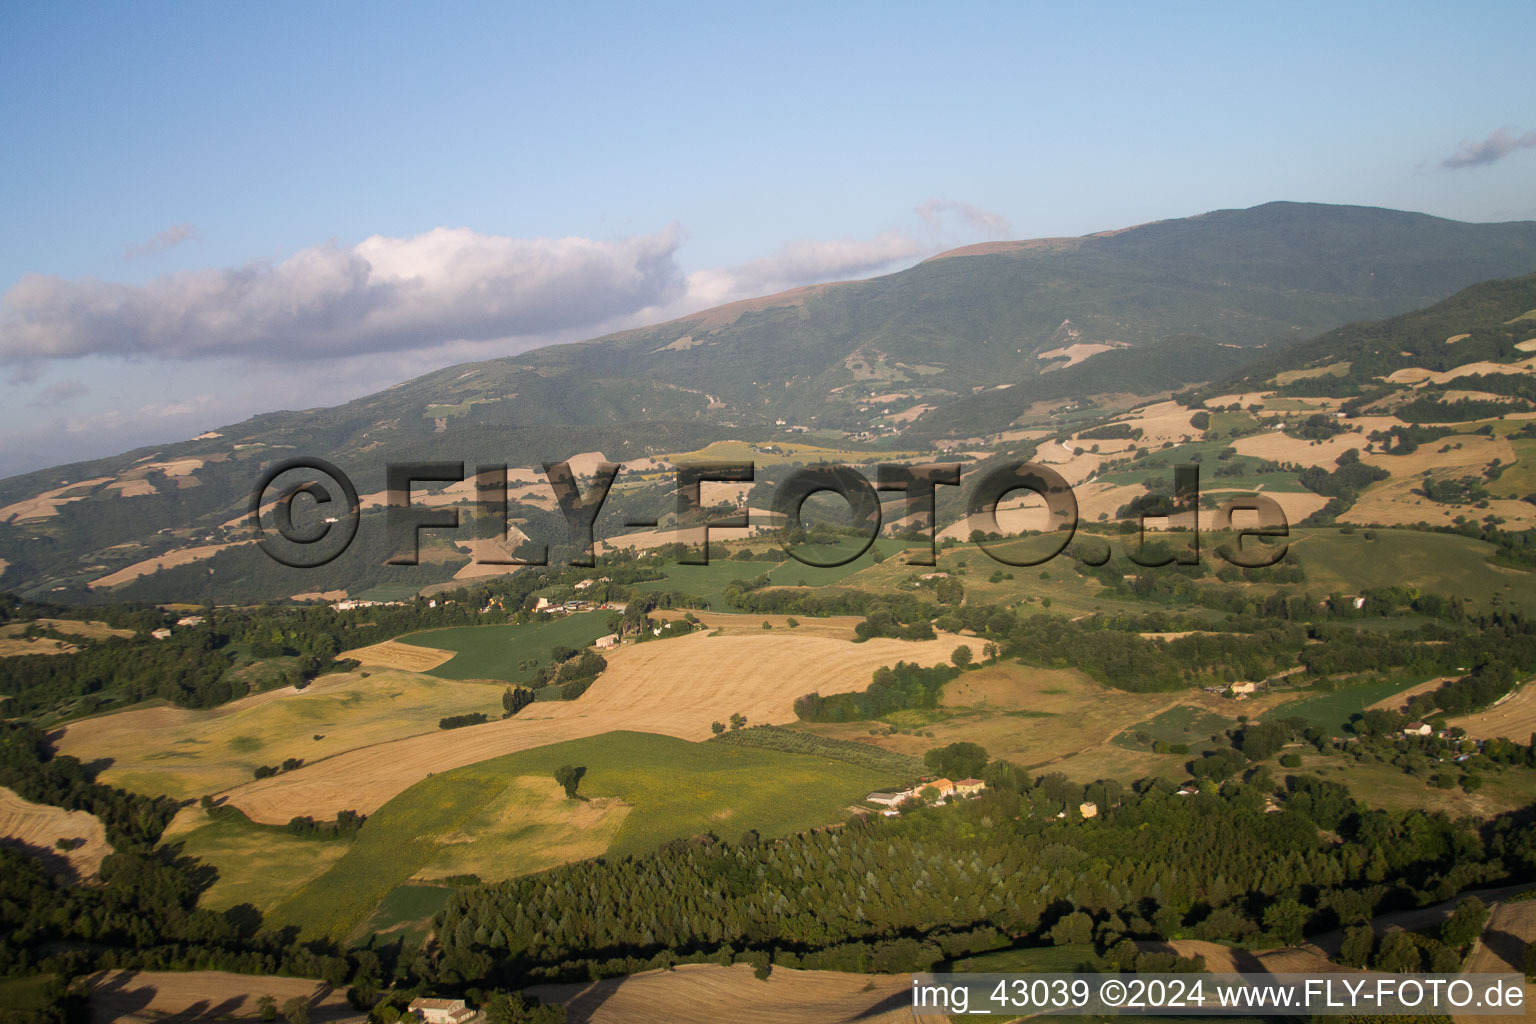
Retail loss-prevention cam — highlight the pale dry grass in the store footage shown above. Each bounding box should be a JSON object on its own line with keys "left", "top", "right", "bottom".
{"left": 291, "top": 590, "right": 348, "bottom": 602}
{"left": 885, "top": 402, "right": 932, "bottom": 423}
{"left": 1110, "top": 400, "right": 1203, "bottom": 445}
{"left": 1038, "top": 341, "right": 1121, "bottom": 369}
{"left": 684, "top": 611, "right": 865, "bottom": 639}
{"left": 808, "top": 661, "right": 1178, "bottom": 773}
{"left": 104, "top": 478, "right": 157, "bottom": 497}
{"left": 220, "top": 631, "right": 985, "bottom": 823}
{"left": 341, "top": 639, "right": 455, "bottom": 672}
{"left": 1429, "top": 357, "right": 1536, "bottom": 383}
{"left": 54, "top": 669, "right": 505, "bottom": 800}
{"left": 84, "top": 969, "right": 357, "bottom": 1024}
{"left": 0, "top": 631, "right": 77, "bottom": 656}
{"left": 528, "top": 963, "right": 914, "bottom": 1024}
{"left": 1231, "top": 416, "right": 1399, "bottom": 468}
{"left": 1274, "top": 364, "right": 1348, "bottom": 385}
{"left": 0, "top": 785, "right": 111, "bottom": 882}
{"left": 451, "top": 531, "right": 532, "bottom": 580}
{"left": 1204, "top": 391, "right": 1276, "bottom": 408}
{"left": 90, "top": 542, "right": 248, "bottom": 588}
{"left": 0, "top": 476, "right": 114, "bottom": 523}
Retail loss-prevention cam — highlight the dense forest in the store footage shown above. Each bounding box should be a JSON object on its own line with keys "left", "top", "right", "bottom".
{"left": 433, "top": 767, "right": 1536, "bottom": 987}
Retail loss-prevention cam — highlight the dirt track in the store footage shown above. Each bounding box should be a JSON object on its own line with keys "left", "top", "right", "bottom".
{"left": 222, "top": 631, "right": 984, "bottom": 823}
{"left": 528, "top": 963, "right": 916, "bottom": 1024}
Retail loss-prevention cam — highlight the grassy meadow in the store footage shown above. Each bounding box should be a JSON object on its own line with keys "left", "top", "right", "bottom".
{"left": 267, "top": 730, "right": 903, "bottom": 943}
{"left": 400, "top": 611, "right": 611, "bottom": 682}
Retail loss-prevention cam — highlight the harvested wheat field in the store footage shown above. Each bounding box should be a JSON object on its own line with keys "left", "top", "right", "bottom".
{"left": 0, "top": 477, "right": 113, "bottom": 523}
{"left": 1109, "top": 400, "right": 1204, "bottom": 445}
{"left": 1231, "top": 416, "right": 1399, "bottom": 467}
{"left": 529, "top": 963, "right": 915, "bottom": 1024}
{"left": 90, "top": 542, "right": 249, "bottom": 588}
{"left": 0, "top": 785, "right": 111, "bottom": 881}
{"left": 1455, "top": 900, "right": 1536, "bottom": 1024}
{"left": 1450, "top": 682, "right": 1536, "bottom": 739}
{"left": 1366, "top": 676, "right": 1455, "bottom": 713}
{"left": 340, "top": 639, "right": 455, "bottom": 672}
{"left": 85, "top": 969, "right": 358, "bottom": 1024}
{"left": 53, "top": 669, "right": 507, "bottom": 800}
{"left": 221, "top": 631, "right": 986, "bottom": 823}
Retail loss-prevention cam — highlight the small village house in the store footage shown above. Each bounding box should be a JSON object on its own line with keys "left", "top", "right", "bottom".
{"left": 594, "top": 633, "right": 619, "bottom": 649}
{"left": 953, "top": 779, "right": 986, "bottom": 797}
{"left": 407, "top": 997, "right": 477, "bottom": 1024}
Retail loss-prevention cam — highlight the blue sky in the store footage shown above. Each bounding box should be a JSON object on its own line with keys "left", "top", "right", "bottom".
{"left": 1, "top": 1, "right": 1534, "bottom": 476}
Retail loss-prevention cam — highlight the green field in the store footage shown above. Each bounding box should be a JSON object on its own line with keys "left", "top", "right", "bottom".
{"left": 626, "top": 542, "right": 901, "bottom": 608}
{"left": 1290, "top": 529, "right": 1536, "bottom": 613}
{"left": 1488, "top": 437, "right": 1536, "bottom": 498}
{"left": 1112, "top": 705, "right": 1234, "bottom": 753}
{"left": 267, "top": 731, "right": 903, "bottom": 943}
{"left": 174, "top": 814, "right": 351, "bottom": 913}
{"left": 947, "top": 943, "right": 1108, "bottom": 973}
{"left": 400, "top": 611, "right": 611, "bottom": 682}
{"left": 355, "top": 883, "right": 453, "bottom": 950}
{"left": 349, "top": 582, "right": 430, "bottom": 604}
{"left": 0, "top": 974, "right": 60, "bottom": 1011}
{"left": 1275, "top": 677, "right": 1433, "bottom": 736}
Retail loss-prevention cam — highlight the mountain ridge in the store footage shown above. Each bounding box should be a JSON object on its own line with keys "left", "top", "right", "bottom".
{"left": 6, "top": 201, "right": 1536, "bottom": 601}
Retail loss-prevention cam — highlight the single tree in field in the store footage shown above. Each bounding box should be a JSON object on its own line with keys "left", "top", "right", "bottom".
{"left": 729, "top": 712, "right": 747, "bottom": 731}
{"left": 711, "top": 721, "right": 726, "bottom": 735}
{"left": 281, "top": 996, "right": 310, "bottom": 1024}
{"left": 554, "top": 764, "right": 586, "bottom": 799}
{"left": 951, "top": 644, "right": 973, "bottom": 669}
{"left": 256, "top": 995, "right": 277, "bottom": 1023}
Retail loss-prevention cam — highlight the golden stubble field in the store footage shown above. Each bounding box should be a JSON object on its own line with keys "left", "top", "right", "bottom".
{"left": 0, "top": 785, "right": 111, "bottom": 882}
{"left": 217, "top": 630, "right": 985, "bottom": 823}
{"left": 85, "top": 970, "right": 357, "bottom": 1024}
{"left": 53, "top": 669, "right": 508, "bottom": 800}
{"left": 1449, "top": 682, "right": 1536, "bottom": 739}
{"left": 528, "top": 963, "right": 914, "bottom": 1024}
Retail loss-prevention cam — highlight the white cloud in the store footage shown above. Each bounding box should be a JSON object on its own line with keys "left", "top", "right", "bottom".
{"left": 123, "top": 223, "right": 199, "bottom": 260}
{"left": 1442, "top": 127, "right": 1536, "bottom": 169}
{"left": 916, "top": 199, "right": 1013, "bottom": 239}
{"left": 0, "top": 226, "right": 687, "bottom": 367}
{"left": 680, "top": 230, "right": 927, "bottom": 310}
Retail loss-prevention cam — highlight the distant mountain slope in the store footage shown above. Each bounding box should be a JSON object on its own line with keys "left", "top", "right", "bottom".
{"left": 1192, "top": 271, "right": 1536, "bottom": 398}
{"left": 2, "top": 201, "right": 1536, "bottom": 601}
